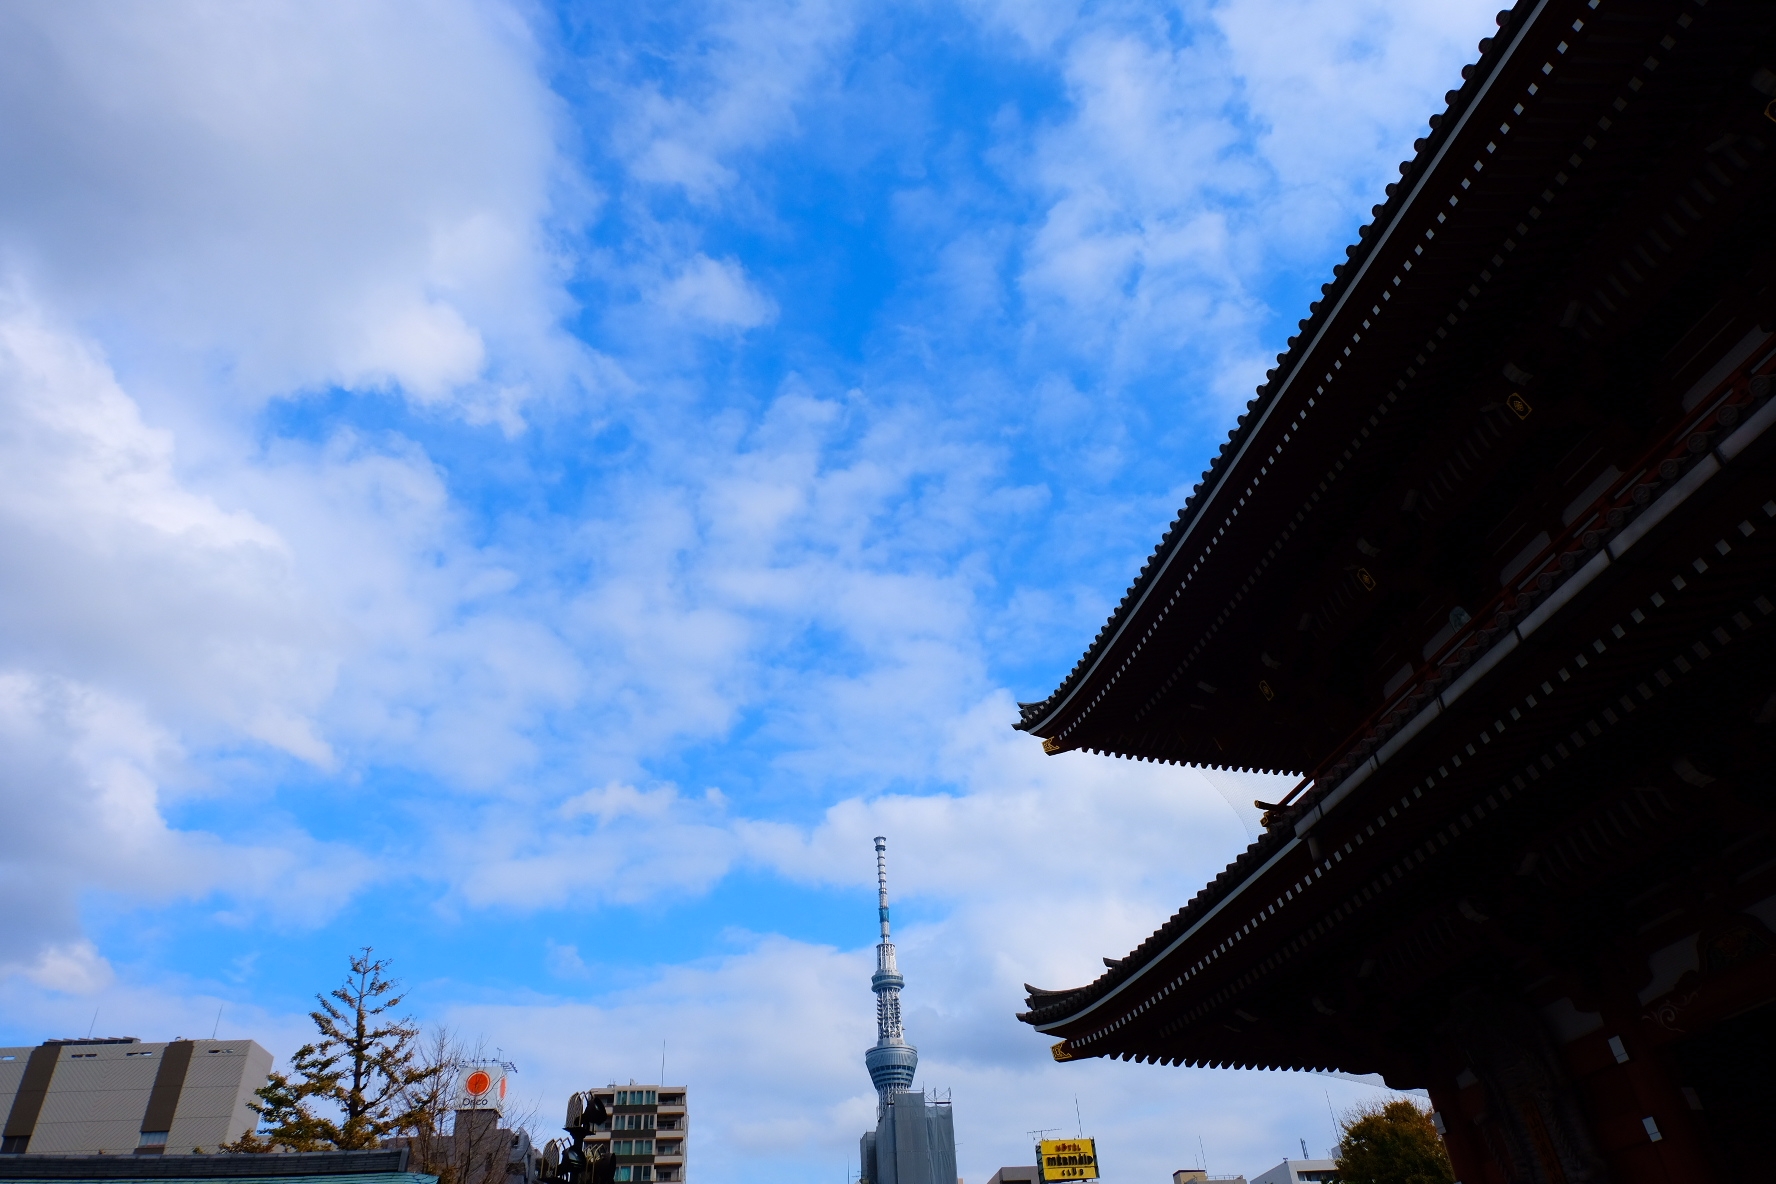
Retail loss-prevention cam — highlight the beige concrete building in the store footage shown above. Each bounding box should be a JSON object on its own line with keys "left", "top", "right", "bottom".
{"left": 984, "top": 1169, "right": 1036, "bottom": 1184}
{"left": 0, "top": 1038, "right": 271, "bottom": 1155}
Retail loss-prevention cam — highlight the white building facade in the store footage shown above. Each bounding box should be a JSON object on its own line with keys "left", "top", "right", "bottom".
{"left": 1250, "top": 1159, "right": 1338, "bottom": 1184}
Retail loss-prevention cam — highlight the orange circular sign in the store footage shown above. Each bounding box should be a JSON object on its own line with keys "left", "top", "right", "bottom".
{"left": 465, "top": 1070, "right": 492, "bottom": 1096}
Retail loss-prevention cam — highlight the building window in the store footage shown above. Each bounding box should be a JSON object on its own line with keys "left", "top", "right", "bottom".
{"left": 614, "top": 1171, "right": 653, "bottom": 1182}
{"left": 614, "top": 1090, "right": 657, "bottom": 1106}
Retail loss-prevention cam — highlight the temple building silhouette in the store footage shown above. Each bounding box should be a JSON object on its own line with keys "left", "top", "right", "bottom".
{"left": 1014, "top": 1, "right": 1776, "bottom": 1179}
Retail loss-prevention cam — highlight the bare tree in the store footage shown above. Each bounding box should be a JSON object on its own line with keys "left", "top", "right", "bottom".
{"left": 394, "top": 1030, "right": 538, "bottom": 1184}
{"left": 398, "top": 1028, "right": 467, "bottom": 1181}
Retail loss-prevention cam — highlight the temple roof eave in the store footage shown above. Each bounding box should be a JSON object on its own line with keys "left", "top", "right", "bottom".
{"left": 1014, "top": 5, "right": 1537, "bottom": 746}
{"left": 1014, "top": 825, "right": 1296, "bottom": 1032}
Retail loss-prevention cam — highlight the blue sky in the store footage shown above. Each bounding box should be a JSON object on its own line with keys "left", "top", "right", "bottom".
{"left": 0, "top": 0, "right": 1493, "bottom": 1179}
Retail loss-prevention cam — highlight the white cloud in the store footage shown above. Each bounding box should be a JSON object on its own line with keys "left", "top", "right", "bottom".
{"left": 0, "top": 664, "right": 371, "bottom": 984}
{"left": 995, "top": 0, "right": 1497, "bottom": 408}
{"left": 611, "top": 0, "right": 859, "bottom": 202}
{"left": 18, "top": 940, "right": 115, "bottom": 996}
{"left": 0, "top": 970, "right": 320, "bottom": 1057}
{"left": 1214, "top": 0, "right": 1499, "bottom": 212}
{"left": 269, "top": 438, "right": 584, "bottom": 788}
{"left": 651, "top": 255, "right": 778, "bottom": 330}
{"left": 0, "top": 300, "right": 331, "bottom": 753}
{"left": 0, "top": 0, "right": 576, "bottom": 420}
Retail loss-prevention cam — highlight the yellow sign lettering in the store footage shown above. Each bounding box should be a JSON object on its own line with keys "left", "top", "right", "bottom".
{"left": 1036, "top": 1139, "right": 1100, "bottom": 1181}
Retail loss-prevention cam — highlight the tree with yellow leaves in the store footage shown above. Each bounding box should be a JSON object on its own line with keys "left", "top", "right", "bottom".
{"left": 1334, "top": 1098, "right": 1455, "bottom": 1184}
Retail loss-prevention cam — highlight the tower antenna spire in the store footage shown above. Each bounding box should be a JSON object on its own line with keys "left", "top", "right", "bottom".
{"left": 863, "top": 836, "right": 918, "bottom": 1102}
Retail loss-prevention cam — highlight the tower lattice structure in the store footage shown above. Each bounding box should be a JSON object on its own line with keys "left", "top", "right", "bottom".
{"left": 863, "top": 836, "right": 917, "bottom": 1101}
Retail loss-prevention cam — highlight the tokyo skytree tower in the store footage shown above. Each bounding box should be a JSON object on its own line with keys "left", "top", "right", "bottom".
{"left": 863, "top": 836, "right": 918, "bottom": 1100}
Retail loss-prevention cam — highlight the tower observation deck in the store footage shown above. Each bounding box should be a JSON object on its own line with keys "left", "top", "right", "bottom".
{"left": 863, "top": 836, "right": 918, "bottom": 1099}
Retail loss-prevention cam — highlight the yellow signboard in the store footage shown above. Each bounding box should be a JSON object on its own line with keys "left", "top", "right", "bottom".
{"left": 1037, "top": 1138, "right": 1099, "bottom": 1181}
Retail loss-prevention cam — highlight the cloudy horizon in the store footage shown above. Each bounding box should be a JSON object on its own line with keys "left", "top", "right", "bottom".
{"left": 0, "top": 0, "right": 1489, "bottom": 1179}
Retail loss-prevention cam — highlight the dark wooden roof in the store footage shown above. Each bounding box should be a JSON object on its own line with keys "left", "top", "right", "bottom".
{"left": 1022, "top": 449, "right": 1776, "bottom": 1068}
{"left": 0, "top": 1153, "right": 414, "bottom": 1180}
{"left": 1016, "top": 0, "right": 1776, "bottom": 779}
{"left": 1016, "top": 0, "right": 1776, "bottom": 1069}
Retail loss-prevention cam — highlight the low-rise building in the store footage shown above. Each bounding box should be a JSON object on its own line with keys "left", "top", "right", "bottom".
{"left": 389, "top": 1107, "right": 537, "bottom": 1184}
{"left": 984, "top": 1169, "right": 1036, "bottom": 1184}
{"left": 387, "top": 1064, "right": 538, "bottom": 1184}
{"left": 0, "top": 1039, "right": 272, "bottom": 1155}
{"left": 0, "top": 1147, "right": 430, "bottom": 1184}
{"left": 1250, "top": 1160, "right": 1336, "bottom": 1184}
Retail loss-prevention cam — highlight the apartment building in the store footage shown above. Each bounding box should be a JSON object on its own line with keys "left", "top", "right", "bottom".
{"left": 581, "top": 1085, "right": 686, "bottom": 1183}
{"left": 0, "top": 1038, "right": 271, "bottom": 1155}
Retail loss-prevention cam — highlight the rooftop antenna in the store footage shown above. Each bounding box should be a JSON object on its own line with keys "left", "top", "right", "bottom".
{"left": 660, "top": 1041, "right": 667, "bottom": 1085}
{"left": 1074, "top": 1094, "right": 1084, "bottom": 1138}
{"left": 212, "top": 1005, "right": 224, "bottom": 1040}
{"left": 1198, "top": 1136, "right": 1207, "bottom": 1172}
{"left": 1300, "top": 1137, "right": 1310, "bottom": 1159}
{"left": 1028, "top": 1128, "right": 1058, "bottom": 1144}
{"left": 87, "top": 1009, "right": 98, "bottom": 1039}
